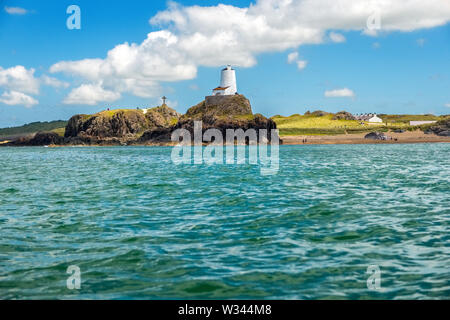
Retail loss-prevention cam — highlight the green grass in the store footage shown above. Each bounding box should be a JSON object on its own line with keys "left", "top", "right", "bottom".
{"left": 272, "top": 114, "right": 374, "bottom": 136}
{"left": 0, "top": 120, "right": 68, "bottom": 139}
{"left": 91, "top": 109, "right": 143, "bottom": 118}
{"left": 271, "top": 113, "right": 447, "bottom": 136}
{"left": 51, "top": 127, "right": 66, "bottom": 137}
{"left": 379, "top": 114, "right": 441, "bottom": 123}
{"left": 169, "top": 118, "right": 179, "bottom": 126}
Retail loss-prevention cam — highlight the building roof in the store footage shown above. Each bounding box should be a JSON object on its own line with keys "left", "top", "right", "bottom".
{"left": 354, "top": 114, "right": 380, "bottom": 121}
{"left": 213, "top": 86, "right": 230, "bottom": 91}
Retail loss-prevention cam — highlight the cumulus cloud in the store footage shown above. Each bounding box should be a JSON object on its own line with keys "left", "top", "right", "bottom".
{"left": 4, "top": 6, "right": 27, "bottom": 15}
{"left": 49, "top": 0, "right": 450, "bottom": 104}
{"left": 0, "top": 65, "right": 41, "bottom": 107}
{"left": 0, "top": 65, "right": 39, "bottom": 94}
{"left": 0, "top": 91, "right": 38, "bottom": 107}
{"left": 41, "top": 75, "right": 69, "bottom": 88}
{"left": 63, "top": 83, "right": 121, "bottom": 105}
{"left": 325, "top": 88, "right": 355, "bottom": 98}
{"left": 329, "top": 32, "right": 346, "bottom": 43}
{"left": 0, "top": 65, "right": 70, "bottom": 107}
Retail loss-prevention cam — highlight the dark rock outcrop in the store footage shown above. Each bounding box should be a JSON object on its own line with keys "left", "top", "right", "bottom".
{"left": 424, "top": 118, "right": 450, "bottom": 136}
{"left": 64, "top": 106, "right": 180, "bottom": 144}
{"left": 5, "top": 132, "right": 64, "bottom": 146}
{"left": 65, "top": 110, "right": 149, "bottom": 139}
{"left": 138, "top": 128, "right": 172, "bottom": 143}
{"left": 332, "top": 111, "right": 356, "bottom": 120}
{"left": 150, "top": 94, "right": 278, "bottom": 144}
{"left": 365, "top": 132, "right": 389, "bottom": 140}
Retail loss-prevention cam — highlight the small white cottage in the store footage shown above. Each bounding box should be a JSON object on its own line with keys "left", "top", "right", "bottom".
{"left": 354, "top": 113, "right": 383, "bottom": 123}
{"left": 368, "top": 114, "right": 383, "bottom": 123}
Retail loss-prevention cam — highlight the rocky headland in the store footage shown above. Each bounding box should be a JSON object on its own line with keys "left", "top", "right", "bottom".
{"left": 4, "top": 94, "right": 277, "bottom": 146}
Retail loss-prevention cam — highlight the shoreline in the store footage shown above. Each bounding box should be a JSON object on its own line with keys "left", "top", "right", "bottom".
{"left": 1, "top": 139, "right": 449, "bottom": 148}
{"left": 281, "top": 131, "right": 450, "bottom": 145}
{"left": 1, "top": 131, "right": 449, "bottom": 147}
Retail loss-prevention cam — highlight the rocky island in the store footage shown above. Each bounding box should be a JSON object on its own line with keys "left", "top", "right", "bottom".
{"left": 4, "top": 94, "right": 277, "bottom": 146}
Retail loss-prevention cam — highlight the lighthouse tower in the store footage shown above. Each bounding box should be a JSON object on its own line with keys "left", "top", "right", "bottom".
{"left": 212, "top": 65, "right": 237, "bottom": 96}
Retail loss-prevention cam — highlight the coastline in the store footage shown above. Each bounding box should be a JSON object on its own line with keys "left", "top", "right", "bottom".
{"left": 281, "top": 131, "right": 450, "bottom": 145}
{"left": 1, "top": 132, "right": 449, "bottom": 147}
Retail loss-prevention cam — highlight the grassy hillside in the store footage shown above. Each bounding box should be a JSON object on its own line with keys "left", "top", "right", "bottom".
{"left": 51, "top": 127, "right": 66, "bottom": 137}
{"left": 378, "top": 114, "right": 441, "bottom": 123}
{"left": 272, "top": 113, "right": 448, "bottom": 136}
{"left": 0, "top": 120, "right": 67, "bottom": 139}
{"left": 272, "top": 114, "right": 376, "bottom": 136}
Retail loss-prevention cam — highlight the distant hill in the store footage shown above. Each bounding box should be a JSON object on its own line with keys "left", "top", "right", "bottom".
{"left": 0, "top": 120, "right": 67, "bottom": 139}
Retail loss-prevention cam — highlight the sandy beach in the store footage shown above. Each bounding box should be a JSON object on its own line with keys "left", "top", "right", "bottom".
{"left": 281, "top": 131, "right": 450, "bottom": 145}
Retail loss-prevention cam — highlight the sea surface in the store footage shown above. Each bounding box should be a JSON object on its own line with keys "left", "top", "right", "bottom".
{"left": 0, "top": 144, "right": 449, "bottom": 299}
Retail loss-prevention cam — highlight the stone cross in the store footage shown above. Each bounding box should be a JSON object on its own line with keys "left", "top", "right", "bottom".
{"left": 162, "top": 96, "right": 167, "bottom": 105}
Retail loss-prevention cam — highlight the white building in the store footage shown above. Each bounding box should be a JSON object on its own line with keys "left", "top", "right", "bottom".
{"left": 368, "top": 114, "right": 383, "bottom": 123}
{"left": 410, "top": 121, "right": 437, "bottom": 126}
{"left": 212, "top": 65, "right": 237, "bottom": 96}
{"left": 355, "top": 113, "right": 383, "bottom": 123}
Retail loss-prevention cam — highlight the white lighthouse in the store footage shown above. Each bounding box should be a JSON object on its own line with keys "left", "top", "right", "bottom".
{"left": 212, "top": 65, "right": 237, "bottom": 96}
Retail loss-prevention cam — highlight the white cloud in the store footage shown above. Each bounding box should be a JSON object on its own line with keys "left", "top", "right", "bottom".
{"left": 329, "top": 32, "right": 346, "bottom": 43}
{"left": 63, "top": 83, "right": 121, "bottom": 105}
{"left": 0, "top": 65, "right": 39, "bottom": 94}
{"left": 416, "top": 38, "right": 426, "bottom": 47}
{"left": 41, "top": 75, "right": 69, "bottom": 88}
{"left": 445, "top": 103, "right": 450, "bottom": 108}
{"left": 0, "top": 65, "right": 74, "bottom": 107}
{"left": 325, "top": 88, "right": 355, "bottom": 98}
{"left": 296, "top": 60, "right": 308, "bottom": 70}
{"left": 372, "top": 42, "right": 381, "bottom": 49}
{"left": 287, "top": 52, "right": 299, "bottom": 63}
{"left": 51, "top": 31, "right": 192, "bottom": 104}
{"left": 4, "top": 6, "right": 27, "bottom": 15}
{"left": 287, "top": 52, "right": 307, "bottom": 70}
{"left": 0, "top": 65, "right": 41, "bottom": 107}
{"left": 49, "top": 0, "right": 450, "bottom": 104}
{"left": 50, "top": 59, "right": 104, "bottom": 81}
{"left": 0, "top": 91, "right": 38, "bottom": 107}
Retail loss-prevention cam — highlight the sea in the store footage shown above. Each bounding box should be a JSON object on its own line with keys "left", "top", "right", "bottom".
{"left": 0, "top": 144, "right": 449, "bottom": 299}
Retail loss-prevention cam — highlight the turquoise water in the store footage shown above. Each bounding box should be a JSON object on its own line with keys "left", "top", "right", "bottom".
{"left": 0, "top": 144, "right": 449, "bottom": 299}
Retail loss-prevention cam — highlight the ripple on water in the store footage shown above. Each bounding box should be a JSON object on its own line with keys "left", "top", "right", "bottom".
{"left": 0, "top": 144, "right": 449, "bottom": 299}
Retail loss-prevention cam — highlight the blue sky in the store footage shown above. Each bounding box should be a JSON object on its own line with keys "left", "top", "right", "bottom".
{"left": 0, "top": 0, "right": 449, "bottom": 127}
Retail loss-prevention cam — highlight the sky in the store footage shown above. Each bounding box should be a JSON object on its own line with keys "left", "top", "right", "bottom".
{"left": 0, "top": 0, "right": 449, "bottom": 128}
